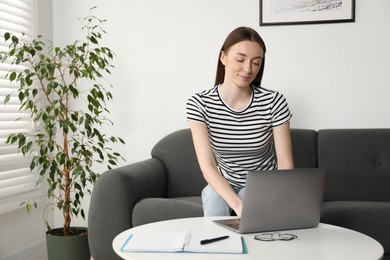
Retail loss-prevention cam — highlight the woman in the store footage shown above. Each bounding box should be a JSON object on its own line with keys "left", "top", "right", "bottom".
{"left": 186, "top": 27, "right": 294, "bottom": 217}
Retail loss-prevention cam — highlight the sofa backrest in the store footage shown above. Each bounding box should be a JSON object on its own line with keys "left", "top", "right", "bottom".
{"left": 152, "top": 128, "right": 319, "bottom": 198}
{"left": 152, "top": 128, "right": 206, "bottom": 198}
{"left": 318, "top": 129, "right": 390, "bottom": 202}
{"left": 290, "top": 129, "right": 318, "bottom": 169}
{"left": 152, "top": 128, "right": 390, "bottom": 203}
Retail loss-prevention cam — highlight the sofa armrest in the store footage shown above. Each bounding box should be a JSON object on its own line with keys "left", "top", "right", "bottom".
{"left": 88, "top": 158, "right": 166, "bottom": 260}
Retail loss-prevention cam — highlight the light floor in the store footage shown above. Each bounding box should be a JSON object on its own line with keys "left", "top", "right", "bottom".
{"left": 29, "top": 254, "right": 47, "bottom": 260}
{"left": 28, "top": 254, "right": 93, "bottom": 260}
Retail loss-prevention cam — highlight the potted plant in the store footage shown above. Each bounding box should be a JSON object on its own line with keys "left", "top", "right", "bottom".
{"left": 0, "top": 7, "right": 124, "bottom": 259}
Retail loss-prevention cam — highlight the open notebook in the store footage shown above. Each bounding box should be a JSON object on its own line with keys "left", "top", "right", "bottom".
{"left": 120, "top": 231, "right": 247, "bottom": 254}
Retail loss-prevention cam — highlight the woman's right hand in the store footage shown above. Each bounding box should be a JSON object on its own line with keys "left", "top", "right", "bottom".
{"left": 232, "top": 202, "right": 243, "bottom": 218}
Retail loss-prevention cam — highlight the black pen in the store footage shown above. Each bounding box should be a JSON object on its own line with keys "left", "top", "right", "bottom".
{"left": 200, "top": 235, "right": 230, "bottom": 245}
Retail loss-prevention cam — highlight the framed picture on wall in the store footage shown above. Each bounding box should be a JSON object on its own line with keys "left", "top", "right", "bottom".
{"left": 260, "top": 0, "right": 355, "bottom": 26}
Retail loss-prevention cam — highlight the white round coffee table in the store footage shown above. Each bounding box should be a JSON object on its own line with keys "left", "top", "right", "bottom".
{"left": 113, "top": 217, "right": 384, "bottom": 260}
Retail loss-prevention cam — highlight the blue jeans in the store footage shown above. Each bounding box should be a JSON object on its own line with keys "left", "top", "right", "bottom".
{"left": 201, "top": 184, "right": 245, "bottom": 216}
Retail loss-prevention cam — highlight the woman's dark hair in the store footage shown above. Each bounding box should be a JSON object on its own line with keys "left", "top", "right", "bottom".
{"left": 214, "top": 27, "right": 266, "bottom": 87}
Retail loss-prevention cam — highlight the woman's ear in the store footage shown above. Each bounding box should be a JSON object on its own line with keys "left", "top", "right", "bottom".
{"left": 220, "top": 51, "right": 226, "bottom": 66}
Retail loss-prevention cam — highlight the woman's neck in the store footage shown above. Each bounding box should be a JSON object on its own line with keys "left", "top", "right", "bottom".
{"left": 219, "top": 83, "right": 253, "bottom": 111}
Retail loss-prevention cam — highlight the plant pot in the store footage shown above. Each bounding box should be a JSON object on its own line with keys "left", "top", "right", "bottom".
{"left": 46, "top": 227, "right": 90, "bottom": 260}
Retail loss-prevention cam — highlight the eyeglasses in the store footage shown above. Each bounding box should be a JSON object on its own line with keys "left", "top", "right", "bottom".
{"left": 254, "top": 232, "right": 298, "bottom": 242}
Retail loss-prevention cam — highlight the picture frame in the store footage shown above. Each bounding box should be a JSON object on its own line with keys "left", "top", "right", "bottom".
{"left": 260, "top": 0, "right": 355, "bottom": 26}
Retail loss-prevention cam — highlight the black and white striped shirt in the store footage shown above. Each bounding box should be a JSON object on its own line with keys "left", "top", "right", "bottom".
{"left": 186, "top": 85, "right": 292, "bottom": 188}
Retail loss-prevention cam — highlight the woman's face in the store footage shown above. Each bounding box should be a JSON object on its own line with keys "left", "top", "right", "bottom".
{"left": 220, "top": 40, "right": 264, "bottom": 88}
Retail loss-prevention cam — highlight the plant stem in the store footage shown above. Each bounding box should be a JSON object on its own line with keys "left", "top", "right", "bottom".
{"left": 63, "top": 90, "right": 71, "bottom": 236}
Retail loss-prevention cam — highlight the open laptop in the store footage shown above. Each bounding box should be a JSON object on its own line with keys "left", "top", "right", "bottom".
{"left": 213, "top": 168, "right": 327, "bottom": 234}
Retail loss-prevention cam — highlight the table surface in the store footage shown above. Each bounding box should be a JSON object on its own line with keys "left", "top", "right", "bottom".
{"left": 113, "top": 217, "right": 384, "bottom": 260}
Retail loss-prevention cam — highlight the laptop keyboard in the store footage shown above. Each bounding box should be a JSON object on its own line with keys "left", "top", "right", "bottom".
{"left": 226, "top": 222, "right": 240, "bottom": 230}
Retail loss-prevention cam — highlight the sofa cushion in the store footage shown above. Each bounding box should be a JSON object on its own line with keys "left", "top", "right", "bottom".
{"left": 321, "top": 201, "right": 390, "bottom": 255}
{"left": 318, "top": 129, "right": 390, "bottom": 202}
{"left": 132, "top": 196, "right": 203, "bottom": 227}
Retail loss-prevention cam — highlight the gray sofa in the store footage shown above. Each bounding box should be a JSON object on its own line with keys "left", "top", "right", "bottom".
{"left": 88, "top": 128, "right": 390, "bottom": 260}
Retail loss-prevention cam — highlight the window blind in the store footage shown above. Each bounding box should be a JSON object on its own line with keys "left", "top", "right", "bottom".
{"left": 0, "top": 0, "right": 40, "bottom": 214}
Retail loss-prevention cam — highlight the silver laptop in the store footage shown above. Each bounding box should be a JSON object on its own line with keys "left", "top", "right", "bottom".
{"left": 213, "top": 168, "right": 327, "bottom": 234}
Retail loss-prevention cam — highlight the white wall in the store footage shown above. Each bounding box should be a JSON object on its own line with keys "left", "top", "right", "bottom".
{"left": 2, "top": 0, "right": 389, "bottom": 257}
{"left": 52, "top": 0, "right": 390, "bottom": 167}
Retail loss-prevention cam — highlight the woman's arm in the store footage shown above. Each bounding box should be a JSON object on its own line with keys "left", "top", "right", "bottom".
{"left": 188, "top": 120, "right": 243, "bottom": 217}
{"left": 273, "top": 122, "right": 294, "bottom": 170}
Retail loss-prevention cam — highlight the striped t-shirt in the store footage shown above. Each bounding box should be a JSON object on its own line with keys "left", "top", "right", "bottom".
{"left": 186, "top": 85, "right": 292, "bottom": 188}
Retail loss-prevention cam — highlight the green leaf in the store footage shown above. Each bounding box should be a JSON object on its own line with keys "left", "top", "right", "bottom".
{"left": 25, "top": 76, "right": 33, "bottom": 86}
{"left": 89, "top": 36, "right": 98, "bottom": 44}
{"left": 11, "top": 35, "right": 19, "bottom": 44}
{"left": 108, "top": 159, "right": 117, "bottom": 166}
{"left": 71, "top": 112, "right": 78, "bottom": 121}
{"left": 18, "top": 91, "right": 25, "bottom": 102}
{"left": 69, "top": 85, "right": 79, "bottom": 97}
{"left": 63, "top": 124, "right": 69, "bottom": 134}
{"left": 10, "top": 72, "right": 16, "bottom": 81}
{"left": 69, "top": 123, "right": 77, "bottom": 132}
{"left": 48, "top": 182, "right": 57, "bottom": 196}
{"left": 4, "top": 94, "right": 11, "bottom": 105}
{"left": 74, "top": 182, "right": 82, "bottom": 191}
{"left": 4, "top": 32, "right": 10, "bottom": 41}
{"left": 30, "top": 160, "right": 36, "bottom": 170}
{"left": 18, "top": 133, "right": 26, "bottom": 148}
